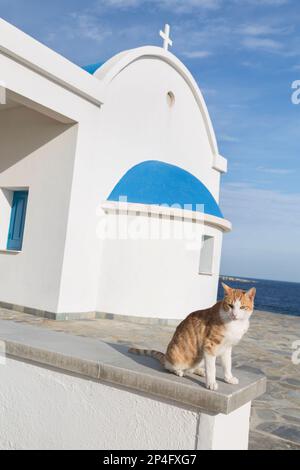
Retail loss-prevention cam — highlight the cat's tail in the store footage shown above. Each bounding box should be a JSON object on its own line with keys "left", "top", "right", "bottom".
{"left": 129, "top": 347, "right": 165, "bottom": 365}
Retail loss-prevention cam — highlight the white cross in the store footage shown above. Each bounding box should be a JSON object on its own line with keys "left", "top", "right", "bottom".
{"left": 160, "top": 24, "right": 173, "bottom": 51}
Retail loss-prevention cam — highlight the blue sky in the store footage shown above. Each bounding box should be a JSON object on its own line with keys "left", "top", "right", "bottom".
{"left": 1, "top": 0, "right": 300, "bottom": 282}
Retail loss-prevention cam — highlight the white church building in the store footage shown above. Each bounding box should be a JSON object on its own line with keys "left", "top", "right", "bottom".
{"left": 0, "top": 19, "right": 231, "bottom": 322}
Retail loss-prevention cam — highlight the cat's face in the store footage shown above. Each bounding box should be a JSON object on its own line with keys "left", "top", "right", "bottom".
{"left": 222, "top": 283, "right": 256, "bottom": 321}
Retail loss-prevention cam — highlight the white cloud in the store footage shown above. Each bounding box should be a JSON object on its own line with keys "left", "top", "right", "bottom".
{"left": 201, "top": 87, "right": 218, "bottom": 96}
{"left": 238, "top": 24, "right": 290, "bottom": 36}
{"left": 97, "top": 0, "right": 289, "bottom": 10}
{"left": 222, "top": 182, "right": 300, "bottom": 228}
{"left": 219, "top": 134, "right": 240, "bottom": 143}
{"left": 227, "top": 182, "right": 300, "bottom": 222}
{"left": 159, "top": 0, "right": 221, "bottom": 12}
{"left": 229, "top": 104, "right": 247, "bottom": 110}
{"left": 256, "top": 167, "right": 294, "bottom": 175}
{"left": 173, "top": 19, "right": 232, "bottom": 59}
{"left": 96, "top": 0, "right": 221, "bottom": 12}
{"left": 47, "top": 9, "right": 154, "bottom": 60}
{"left": 253, "top": 0, "right": 289, "bottom": 4}
{"left": 48, "top": 0, "right": 295, "bottom": 62}
{"left": 240, "top": 0, "right": 289, "bottom": 5}
{"left": 241, "top": 60, "right": 261, "bottom": 68}
{"left": 242, "top": 37, "right": 283, "bottom": 51}
{"left": 61, "top": 13, "right": 112, "bottom": 43}
{"left": 235, "top": 16, "right": 293, "bottom": 56}
{"left": 96, "top": 0, "right": 140, "bottom": 7}
{"left": 181, "top": 50, "right": 212, "bottom": 58}
{"left": 44, "top": 0, "right": 297, "bottom": 66}
{"left": 176, "top": 13, "right": 292, "bottom": 59}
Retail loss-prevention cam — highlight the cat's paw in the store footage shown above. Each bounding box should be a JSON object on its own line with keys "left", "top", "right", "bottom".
{"left": 206, "top": 381, "right": 218, "bottom": 391}
{"left": 175, "top": 370, "right": 184, "bottom": 377}
{"left": 225, "top": 376, "right": 239, "bottom": 385}
{"left": 194, "top": 368, "right": 206, "bottom": 377}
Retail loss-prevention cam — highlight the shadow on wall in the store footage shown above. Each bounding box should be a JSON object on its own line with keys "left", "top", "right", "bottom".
{"left": 0, "top": 106, "right": 73, "bottom": 173}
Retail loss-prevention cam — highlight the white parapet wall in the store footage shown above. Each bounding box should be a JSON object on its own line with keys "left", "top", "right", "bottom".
{"left": 0, "top": 320, "right": 266, "bottom": 450}
{"left": 1, "top": 357, "right": 199, "bottom": 450}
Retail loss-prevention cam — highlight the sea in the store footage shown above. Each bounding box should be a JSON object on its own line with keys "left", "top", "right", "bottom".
{"left": 218, "top": 276, "right": 300, "bottom": 317}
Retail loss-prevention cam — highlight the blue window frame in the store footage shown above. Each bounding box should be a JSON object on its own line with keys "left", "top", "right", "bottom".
{"left": 7, "top": 191, "right": 28, "bottom": 251}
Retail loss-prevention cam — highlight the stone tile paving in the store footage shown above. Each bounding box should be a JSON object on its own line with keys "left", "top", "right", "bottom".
{"left": 0, "top": 308, "right": 299, "bottom": 450}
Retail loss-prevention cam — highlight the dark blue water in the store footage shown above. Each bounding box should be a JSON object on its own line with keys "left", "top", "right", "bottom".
{"left": 218, "top": 276, "right": 300, "bottom": 317}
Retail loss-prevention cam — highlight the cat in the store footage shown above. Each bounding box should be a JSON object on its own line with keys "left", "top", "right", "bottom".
{"left": 129, "top": 283, "right": 256, "bottom": 391}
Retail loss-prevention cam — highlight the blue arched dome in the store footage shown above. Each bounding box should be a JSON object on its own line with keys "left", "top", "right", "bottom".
{"left": 82, "top": 62, "right": 104, "bottom": 75}
{"left": 108, "top": 161, "right": 224, "bottom": 219}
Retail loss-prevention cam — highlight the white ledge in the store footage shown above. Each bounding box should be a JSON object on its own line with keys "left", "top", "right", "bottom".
{"left": 213, "top": 154, "right": 228, "bottom": 174}
{"left": 0, "top": 319, "right": 266, "bottom": 415}
{"left": 101, "top": 201, "right": 232, "bottom": 233}
{"left": 0, "top": 18, "right": 104, "bottom": 107}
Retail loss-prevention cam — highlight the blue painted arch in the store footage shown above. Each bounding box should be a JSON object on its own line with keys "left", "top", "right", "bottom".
{"left": 107, "top": 161, "right": 224, "bottom": 219}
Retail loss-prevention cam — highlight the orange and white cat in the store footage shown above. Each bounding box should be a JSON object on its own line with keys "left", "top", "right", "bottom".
{"left": 129, "top": 283, "right": 256, "bottom": 391}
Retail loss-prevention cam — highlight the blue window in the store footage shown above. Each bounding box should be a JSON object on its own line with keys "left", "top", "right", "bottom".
{"left": 7, "top": 191, "right": 28, "bottom": 251}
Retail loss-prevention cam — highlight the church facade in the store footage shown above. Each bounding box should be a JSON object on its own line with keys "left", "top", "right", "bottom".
{"left": 0, "top": 19, "right": 231, "bottom": 322}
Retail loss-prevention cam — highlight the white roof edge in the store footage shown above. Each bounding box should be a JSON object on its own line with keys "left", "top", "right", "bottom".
{"left": 94, "top": 46, "right": 228, "bottom": 172}
{"left": 96, "top": 49, "right": 228, "bottom": 175}
{"left": 0, "top": 18, "right": 104, "bottom": 106}
{"left": 213, "top": 154, "right": 228, "bottom": 174}
{"left": 101, "top": 201, "right": 232, "bottom": 233}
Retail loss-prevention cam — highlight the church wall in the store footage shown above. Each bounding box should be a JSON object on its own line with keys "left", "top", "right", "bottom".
{"left": 93, "top": 57, "right": 223, "bottom": 317}
{"left": 0, "top": 23, "right": 228, "bottom": 319}
{"left": 55, "top": 113, "right": 105, "bottom": 314}
{"left": 56, "top": 55, "right": 225, "bottom": 316}
{"left": 96, "top": 214, "right": 223, "bottom": 320}
{"left": 96, "top": 56, "right": 221, "bottom": 205}
{"left": 0, "top": 106, "right": 77, "bottom": 312}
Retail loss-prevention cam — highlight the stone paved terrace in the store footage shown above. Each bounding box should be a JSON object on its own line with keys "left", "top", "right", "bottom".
{"left": 0, "top": 308, "right": 299, "bottom": 450}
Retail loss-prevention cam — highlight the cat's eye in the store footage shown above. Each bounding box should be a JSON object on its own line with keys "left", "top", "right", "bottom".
{"left": 228, "top": 304, "right": 234, "bottom": 308}
{"left": 240, "top": 306, "right": 247, "bottom": 310}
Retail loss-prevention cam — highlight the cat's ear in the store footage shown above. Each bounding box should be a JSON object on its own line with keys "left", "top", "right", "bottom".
{"left": 246, "top": 287, "right": 256, "bottom": 300}
{"left": 222, "top": 283, "right": 232, "bottom": 295}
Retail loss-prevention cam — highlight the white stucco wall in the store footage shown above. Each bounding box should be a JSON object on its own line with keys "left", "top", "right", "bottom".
{"left": 0, "top": 357, "right": 198, "bottom": 450}
{"left": 0, "top": 357, "right": 250, "bottom": 450}
{"left": 0, "top": 27, "right": 228, "bottom": 318}
{"left": 56, "top": 53, "right": 226, "bottom": 317}
{"left": 97, "top": 56, "right": 221, "bottom": 202}
{"left": 0, "top": 106, "right": 77, "bottom": 312}
{"left": 97, "top": 213, "right": 223, "bottom": 319}
{"left": 0, "top": 23, "right": 102, "bottom": 314}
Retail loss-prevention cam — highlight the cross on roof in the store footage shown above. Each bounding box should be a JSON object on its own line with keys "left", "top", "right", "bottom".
{"left": 160, "top": 24, "right": 173, "bottom": 51}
